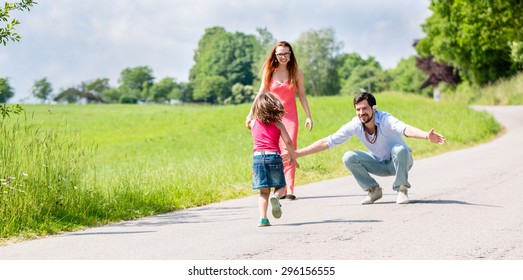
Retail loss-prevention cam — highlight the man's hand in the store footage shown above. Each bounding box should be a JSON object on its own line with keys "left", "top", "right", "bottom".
{"left": 427, "top": 128, "right": 446, "bottom": 144}
{"left": 282, "top": 152, "right": 300, "bottom": 168}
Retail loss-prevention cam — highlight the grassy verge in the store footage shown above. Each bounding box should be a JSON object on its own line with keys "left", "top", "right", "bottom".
{"left": 442, "top": 71, "right": 523, "bottom": 105}
{"left": 1, "top": 113, "right": 98, "bottom": 238}
{"left": 0, "top": 94, "right": 500, "bottom": 242}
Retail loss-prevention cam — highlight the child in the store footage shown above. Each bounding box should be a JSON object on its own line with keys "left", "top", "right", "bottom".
{"left": 249, "top": 92, "right": 297, "bottom": 227}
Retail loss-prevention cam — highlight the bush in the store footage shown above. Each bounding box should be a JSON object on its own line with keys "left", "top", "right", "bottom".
{"left": 119, "top": 95, "right": 138, "bottom": 104}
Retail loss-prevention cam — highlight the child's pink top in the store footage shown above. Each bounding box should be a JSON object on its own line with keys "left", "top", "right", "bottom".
{"left": 251, "top": 119, "right": 281, "bottom": 153}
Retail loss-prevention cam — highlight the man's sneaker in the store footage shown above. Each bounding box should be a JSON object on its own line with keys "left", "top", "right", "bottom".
{"left": 270, "top": 195, "right": 282, "bottom": 219}
{"left": 396, "top": 185, "right": 409, "bottom": 204}
{"left": 258, "top": 218, "right": 271, "bottom": 227}
{"left": 361, "top": 187, "right": 383, "bottom": 204}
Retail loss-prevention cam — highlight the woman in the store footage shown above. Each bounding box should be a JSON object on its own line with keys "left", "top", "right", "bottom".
{"left": 246, "top": 41, "right": 313, "bottom": 200}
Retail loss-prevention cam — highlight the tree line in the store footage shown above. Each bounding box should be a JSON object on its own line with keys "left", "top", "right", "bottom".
{"left": 1, "top": 0, "right": 522, "bottom": 104}
{"left": 2, "top": 26, "right": 431, "bottom": 104}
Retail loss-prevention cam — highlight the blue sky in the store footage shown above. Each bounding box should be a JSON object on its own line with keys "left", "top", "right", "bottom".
{"left": 1, "top": 0, "right": 431, "bottom": 103}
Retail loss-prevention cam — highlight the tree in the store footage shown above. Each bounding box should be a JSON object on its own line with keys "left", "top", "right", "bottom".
{"left": 172, "top": 82, "right": 192, "bottom": 102}
{"left": 416, "top": 56, "right": 461, "bottom": 90}
{"left": 31, "top": 77, "right": 52, "bottom": 103}
{"left": 225, "top": 83, "right": 255, "bottom": 105}
{"left": 511, "top": 41, "right": 523, "bottom": 69}
{"left": 149, "top": 77, "right": 178, "bottom": 103}
{"left": 337, "top": 53, "right": 383, "bottom": 93}
{"left": 190, "top": 26, "right": 262, "bottom": 103}
{"left": 0, "top": 77, "right": 15, "bottom": 103}
{"left": 416, "top": 0, "right": 523, "bottom": 85}
{"left": 340, "top": 63, "right": 389, "bottom": 95}
{"left": 0, "top": 0, "right": 36, "bottom": 46}
{"left": 294, "top": 27, "right": 343, "bottom": 96}
{"left": 53, "top": 78, "right": 108, "bottom": 104}
{"left": 119, "top": 95, "right": 138, "bottom": 104}
{"left": 387, "top": 56, "right": 432, "bottom": 96}
{"left": 100, "top": 88, "right": 121, "bottom": 103}
{"left": 85, "top": 77, "right": 110, "bottom": 96}
{"left": 255, "top": 27, "right": 276, "bottom": 48}
{"left": 53, "top": 87, "right": 82, "bottom": 104}
{"left": 252, "top": 27, "right": 277, "bottom": 88}
{"left": 81, "top": 79, "right": 108, "bottom": 103}
{"left": 337, "top": 55, "right": 389, "bottom": 95}
{"left": 118, "top": 66, "right": 154, "bottom": 101}
{"left": 337, "top": 53, "right": 367, "bottom": 83}
{"left": 192, "top": 75, "right": 229, "bottom": 103}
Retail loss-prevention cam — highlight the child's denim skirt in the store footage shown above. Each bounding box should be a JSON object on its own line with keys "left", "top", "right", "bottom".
{"left": 252, "top": 152, "right": 286, "bottom": 190}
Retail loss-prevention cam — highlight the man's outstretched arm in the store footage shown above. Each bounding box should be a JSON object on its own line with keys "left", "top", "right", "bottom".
{"left": 296, "top": 138, "right": 330, "bottom": 158}
{"left": 404, "top": 126, "right": 446, "bottom": 144}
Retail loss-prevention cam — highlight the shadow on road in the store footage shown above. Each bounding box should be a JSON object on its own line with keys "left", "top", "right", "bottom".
{"left": 293, "top": 194, "right": 359, "bottom": 200}
{"left": 65, "top": 230, "right": 156, "bottom": 236}
{"left": 409, "top": 199, "right": 500, "bottom": 207}
{"left": 282, "top": 219, "right": 382, "bottom": 226}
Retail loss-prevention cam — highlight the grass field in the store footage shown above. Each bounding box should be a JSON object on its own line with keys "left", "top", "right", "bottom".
{"left": 0, "top": 93, "right": 500, "bottom": 241}
{"left": 443, "top": 71, "right": 523, "bottom": 105}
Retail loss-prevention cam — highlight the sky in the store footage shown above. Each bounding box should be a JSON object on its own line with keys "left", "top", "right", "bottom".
{"left": 1, "top": 0, "right": 432, "bottom": 103}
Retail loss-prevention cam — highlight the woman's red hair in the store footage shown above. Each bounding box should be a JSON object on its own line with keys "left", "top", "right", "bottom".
{"left": 261, "top": 41, "right": 299, "bottom": 89}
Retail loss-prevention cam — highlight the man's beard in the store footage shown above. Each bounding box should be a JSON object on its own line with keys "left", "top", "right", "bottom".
{"left": 360, "top": 111, "right": 374, "bottom": 125}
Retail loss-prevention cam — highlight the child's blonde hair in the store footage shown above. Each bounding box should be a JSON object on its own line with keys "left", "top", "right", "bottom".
{"left": 252, "top": 92, "right": 285, "bottom": 125}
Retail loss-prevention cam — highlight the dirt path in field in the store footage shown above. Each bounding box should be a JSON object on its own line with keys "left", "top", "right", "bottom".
{"left": 1, "top": 106, "right": 522, "bottom": 260}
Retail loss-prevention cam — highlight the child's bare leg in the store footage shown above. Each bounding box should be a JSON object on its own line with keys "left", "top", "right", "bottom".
{"left": 274, "top": 187, "right": 285, "bottom": 199}
{"left": 259, "top": 188, "right": 270, "bottom": 219}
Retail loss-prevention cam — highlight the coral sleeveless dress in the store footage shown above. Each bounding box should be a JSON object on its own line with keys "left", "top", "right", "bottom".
{"left": 269, "top": 78, "right": 298, "bottom": 193}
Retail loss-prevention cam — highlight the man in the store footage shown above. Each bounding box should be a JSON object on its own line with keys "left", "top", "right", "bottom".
{"left": 296, "top": 91, "right": 446, "bottom": 204}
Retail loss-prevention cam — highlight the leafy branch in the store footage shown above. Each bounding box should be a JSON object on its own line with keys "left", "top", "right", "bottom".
{"left": 0, "top": 104, "right": 24, "bottom": 119}
{"left": 0, "top": 0, "right": 37, "bottom": 46}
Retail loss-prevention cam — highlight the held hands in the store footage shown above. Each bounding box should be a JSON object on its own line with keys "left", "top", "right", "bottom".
{"left": 427, "top": 128, "right": 446, "bottom": 145}
{"left": 281, "top": 152, "right": 300, "bottom": 168}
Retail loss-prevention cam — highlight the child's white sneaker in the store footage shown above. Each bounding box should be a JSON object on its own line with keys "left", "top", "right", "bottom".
{"left": 270, "top": 195, "right": 282, "bottom": 219}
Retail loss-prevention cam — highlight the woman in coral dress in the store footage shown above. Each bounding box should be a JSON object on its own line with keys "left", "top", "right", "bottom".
{"left": 246, "top": 41, "right": 313, "bottom": 200}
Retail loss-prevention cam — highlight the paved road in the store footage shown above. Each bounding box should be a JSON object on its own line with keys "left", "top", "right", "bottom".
{"left": 1, "top": 106, "right": 522, "bottom": 260}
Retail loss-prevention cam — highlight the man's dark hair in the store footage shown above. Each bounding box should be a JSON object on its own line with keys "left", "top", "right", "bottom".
{"left": 353, "top": 91, "right": 376, "bottom": 108}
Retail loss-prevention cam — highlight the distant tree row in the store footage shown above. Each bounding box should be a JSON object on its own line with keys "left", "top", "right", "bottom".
{"left": 2, "top": 26, "right": 432, "bottom": 104}
{"left": 47, "top": 66, "right": 192, "bottom": 104}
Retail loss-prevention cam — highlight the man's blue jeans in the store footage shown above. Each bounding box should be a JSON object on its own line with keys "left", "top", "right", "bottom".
{"left": 342, "top": 145, "right": 413, "bottom": 191}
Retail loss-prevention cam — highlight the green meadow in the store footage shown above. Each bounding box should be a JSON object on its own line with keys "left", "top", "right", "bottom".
{"left": 0, "top": 93, "right": 500, "bottom": 241}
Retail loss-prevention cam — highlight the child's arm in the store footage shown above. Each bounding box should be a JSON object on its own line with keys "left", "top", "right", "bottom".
{"left": 275, "top": 120, "right": 298, "bottom": 166}
{"left": 247, "top": 119, "right": 256, "bottom": 130}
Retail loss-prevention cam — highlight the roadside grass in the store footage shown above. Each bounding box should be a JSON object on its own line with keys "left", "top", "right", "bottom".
{"left": 0, "top": 93, "right": 500, "bottom": 241}
{"left": 1, "top": 114, "right": 98, "bottom": 238}
{"left": 442, "top": 71, "right": 523, "bottom": 105}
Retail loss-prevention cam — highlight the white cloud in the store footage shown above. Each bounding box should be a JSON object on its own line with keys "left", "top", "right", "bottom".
{"left": 1, "top": 0, "right": 431, "bottom": 103}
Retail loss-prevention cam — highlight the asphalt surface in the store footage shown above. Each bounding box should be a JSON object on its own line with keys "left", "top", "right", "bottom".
{"left": 1, "top": 106, "right": 522, "bottom": 260}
